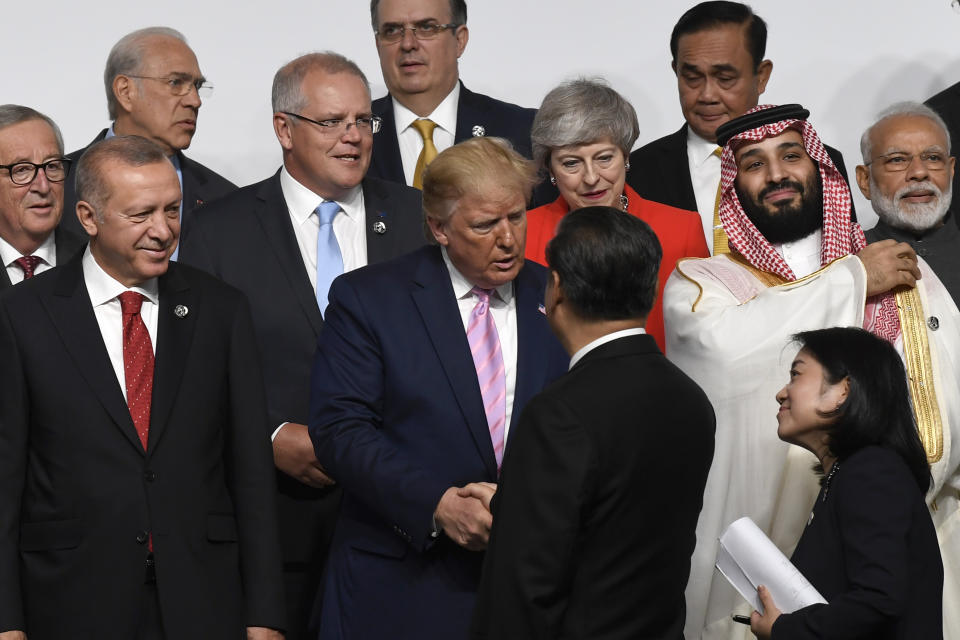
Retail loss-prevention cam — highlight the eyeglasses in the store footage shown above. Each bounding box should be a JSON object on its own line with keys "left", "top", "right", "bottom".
{"left": 866, "top": 151, "right": 949, "bottom": 173}
{"left": 282, "top": 112, "right": 383, "bottom": 135}
{"left": 375, "top": 22, "right": 460, "bottom": 43}
{"left": 0, "top": 158, "right": 72, "bottom": 185}
{"left": 126, "top": 74, "right": 214, "bottom": 98}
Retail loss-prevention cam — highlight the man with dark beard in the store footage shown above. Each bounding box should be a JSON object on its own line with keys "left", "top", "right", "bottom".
{"left": 662, "top": 104, "right": 960, "bottom": 640}
{"left": 858, "top": 102, "right": 960, "bottom": 304}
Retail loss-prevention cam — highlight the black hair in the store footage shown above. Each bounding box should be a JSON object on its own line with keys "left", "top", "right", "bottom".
{"left": 544, "top": 206, "right": 661, "bottom": 321}
{"left": 793, "top": 327, "right": 931, "bottom": 493}
{"left": 670, "top": 1, "right": 767, "bottom": 70}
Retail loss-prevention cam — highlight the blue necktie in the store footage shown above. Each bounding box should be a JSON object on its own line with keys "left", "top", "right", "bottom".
{"left": 315, "top": 201, "right": 343, "bottom": 315}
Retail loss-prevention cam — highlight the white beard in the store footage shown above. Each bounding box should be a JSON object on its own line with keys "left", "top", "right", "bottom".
{"left": 870, "top": 175, "right": 951, "bottom": 233}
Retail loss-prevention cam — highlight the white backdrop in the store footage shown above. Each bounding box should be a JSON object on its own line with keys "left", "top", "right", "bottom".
{"left": 9, "top": 0, "right": 960, "bottom": 228}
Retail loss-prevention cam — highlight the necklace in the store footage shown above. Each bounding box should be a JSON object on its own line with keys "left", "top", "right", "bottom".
{"left": 821, "top": 460, "right": 841, "bottom": 502}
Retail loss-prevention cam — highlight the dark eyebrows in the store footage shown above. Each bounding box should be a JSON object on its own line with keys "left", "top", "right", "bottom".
{"left": 738, "top": 140, "right": 805, "bottom": 162}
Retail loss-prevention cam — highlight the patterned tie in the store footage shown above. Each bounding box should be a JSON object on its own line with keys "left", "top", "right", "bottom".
{"left": 712, "top": 146, "right": 731, "bottom": 255}
{"left": 119, "top": 292, "right": 154, "bottom": 451}
{"left": 315, "top": 201, "right": 344, "bottom": 315}
{"left": 14, "top": 255, "right": 43, "bottom": 279}
{"left": 467, "top": 287, "right": 506, "bottom": 470}
{"left": 411, "top": 119, "right": 438, "bottom": 190}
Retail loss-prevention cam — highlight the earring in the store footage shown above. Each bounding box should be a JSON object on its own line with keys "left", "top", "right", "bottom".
{"left": 624, "top": 161, "right": 631, "bottom": 171}
{"left": 549, "top": 176, "right": 557, "bottom": 186}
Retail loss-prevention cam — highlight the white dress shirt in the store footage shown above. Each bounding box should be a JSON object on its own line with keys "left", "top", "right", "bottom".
{"left": 0, "top": 233, "right": 57, "bottom": 284}
{"left": 393, "top": 83, "right": 460, "bottom": 186}
{"left": 775, "top": 229, "right": 823, "bottom": 278}
{"left": 686, "top": 128, "right": 723, "bottom": 255}
{"left": 568, "top": 327, "right": 647, "bottom": 371}
{"left": 81, "top": 246, "right": 159, "bottom": 401}
{"left": 442, "top": 247, "right": 518, "bottom": 441}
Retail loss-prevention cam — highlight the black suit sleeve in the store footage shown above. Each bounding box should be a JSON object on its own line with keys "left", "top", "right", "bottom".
{"left": 471, "top": 392, "right": 593, "bottom": 640}
{"left": 771, "top": 456, "right": 916, "bottom": 639}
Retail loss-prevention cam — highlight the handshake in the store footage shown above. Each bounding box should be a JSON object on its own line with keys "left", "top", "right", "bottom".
{"left": 433, "top": 482, "right": 499, "bottom": 551}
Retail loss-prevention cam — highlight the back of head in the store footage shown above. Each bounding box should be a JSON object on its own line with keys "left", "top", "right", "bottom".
{"left": 422, "top": 136, "right": 537, "bottom": 230}
{"left": 104, "top": 26, "right": 188, "bottom": 120}
{"left": 75, "top": 135, "right": 170, "bottom": 213}
{"left": 545, "top": 206, "right": 662, "bottom": 322}
{"left": 0, "top": 104, "right": 64, "bottom": 154}
{"left": 271, "top": 51, "right": 370, "bottom": 114}
{"left": 369, "top": 0, "right": 467, "bottom": 29}
{"left": 530, "top": 77, "right": 639, "bottom": 172}
{"left": 670, "top": 1, "right": 766, "bottom": 69}
{"left": 793, "top": 327, "right": 931, "bottom": 493}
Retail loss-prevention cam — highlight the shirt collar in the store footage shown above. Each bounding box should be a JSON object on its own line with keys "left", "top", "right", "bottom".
{"left": 0, "top": 232, "right": 57, "bottom": 269}
{"left": 568, "top": 327, "right": 646, "bottom": 370}
{"left": 81, "top": 245, "right": 159, "bottom": 307}
{"left": 394, "top": 82, "right": 460, "bottom": 138}
{"left": 440, "top": 245, "right": 514, "bottom": 305}
{"left": 279, "top": 166, "right": 364, "bottom": 224}
{"left": 686, "top": 126, "right": 721, "bottom": 167}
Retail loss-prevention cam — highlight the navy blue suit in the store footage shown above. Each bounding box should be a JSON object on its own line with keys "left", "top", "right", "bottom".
{"left": 308, "top": 246, "right": 567, "bottom": 639}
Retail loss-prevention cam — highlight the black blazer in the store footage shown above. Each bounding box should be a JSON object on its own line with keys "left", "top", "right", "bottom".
{"left": 471, "top": 334, "right": 716, "bottom": 640}
{"left": 58, "top": 129, "right": 237, "bottom": 237}
{"left": 0, "top": 257, "right": 285, "bottom": 639}
{"left": 773, "top": 446, "right": 943, "bottom": 639}
{"left": 926, "top": 81, "right": 960, "bottom": 229}
{"left": 0, "top": 227, "right": 85, "bottom": 291}
{"left": 179, "top": 171, "right": 425, "bottom": 567}
{"left": 626, "top": 124, "right": 855, "bottom": 219}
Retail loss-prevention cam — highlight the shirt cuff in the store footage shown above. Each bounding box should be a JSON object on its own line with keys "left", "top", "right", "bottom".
{"left": 271, "top": 422, "right": 288, "bottom": 442}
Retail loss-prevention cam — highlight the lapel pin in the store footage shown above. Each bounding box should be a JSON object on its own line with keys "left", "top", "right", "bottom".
{"left": 472, "top": 125, "right": 486, "bottom": 137}
{"left": 174, "top": 304, "right": 189, "bottom": 318}
{"left": 928, "top": 316, "right": 940, "bottom": 331}
{"left": 372, "top": 221, "right": 387, "bottom": 235}
{"left": 538, "top": 303, "right": 546, "bottom": 315}
{"left": 195, "top": 198, "right": 204, "bottom": 207}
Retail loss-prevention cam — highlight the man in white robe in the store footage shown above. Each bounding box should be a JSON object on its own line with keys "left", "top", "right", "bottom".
{"left": 664, "top": 103, "right": 960, "bottom": 640}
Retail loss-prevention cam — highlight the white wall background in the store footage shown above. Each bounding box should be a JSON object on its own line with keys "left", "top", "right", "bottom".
{"left": 9, "top": 0, "right": 960, "bottom": 228}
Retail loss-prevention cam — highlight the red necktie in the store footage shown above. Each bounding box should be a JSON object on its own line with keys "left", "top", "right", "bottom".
{"left": 14, "top": 255, "right": 43, "bottom": 279}
{"left": 119, "top": 292, "right": 154, "bottom": 450}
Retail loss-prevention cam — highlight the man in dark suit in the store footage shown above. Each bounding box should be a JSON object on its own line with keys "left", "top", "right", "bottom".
{"left": 58, "top": 27, "right": 236, "bottom": 258}
{"left": 0, "top": 105, "right": 84, "bottom": 290}
{"left": 0, "top": 136, "right": 284, "bottom": 640}
{"left": 308, "top": 137, "right": 568, "bottom": 639}
{"left": 367, "top": 0, "right": 537, "bottom": 190}
{"left": 180, "top": 51, "right": 425, "bottom": 639}
{"left": 626, "top": 1, "right": 850, "bottom": 254}
{"left": 470, "top": 206, "right": 716, "bottom": 639}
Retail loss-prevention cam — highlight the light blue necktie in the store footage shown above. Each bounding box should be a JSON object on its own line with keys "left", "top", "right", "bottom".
{"left": 315, "top": 201, "right": 343, "bottom": 315}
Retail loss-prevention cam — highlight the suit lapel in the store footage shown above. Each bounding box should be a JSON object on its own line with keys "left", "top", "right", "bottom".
{"left": 147, "top": 265, "right": 196, "bottom": 452}
{"left": 670, "top": 124, "right": 701, "bottom": 212}
{"left": 410, "top": 248, "right": 498, "bottom": 476}
{"left": 372, "top": 96, "right": 406, "bottom": 183}
{"left": 454, "top": 82, "right": 483, "bottom": 144}
{"left": 54, "top": 227, "right": 86, "bottom": 265}
{"left": 510, "top": 264, "right": 550, "bottom": 437}
{"left": 43, "top": 255, "right": 144, "bottom": 454}
{"left": 178, "top": 153, "right": 207, "bottom": 210}
{"left": 255, "top": 172, "right": 324, "bottom": 335}
{"left": 0, "top": 262, "right": 10, "bottom": 290}
{"left": 362, "top": 178, "right": 402, "bottom": 264}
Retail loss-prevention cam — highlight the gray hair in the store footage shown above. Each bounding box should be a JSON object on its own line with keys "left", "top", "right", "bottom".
{"left": 531, "top": 77, "right": 640, "bottom": 171}
{"left": 370, "top": 0, "right": 467, "bottom": 30}
{"left": 272, "top": 52, "right": 370, "bottom": 115}
{"left": 75, "top": 135, "right": 172, "bottom": 216}
{"left": 0, "top": 104, "right": 64, "bottom": 154}
{"left": 860, "top": 101, "right": 951, "bottom": 163}
{"left": 104, "top": 27, "right": 189, "bottom": 120}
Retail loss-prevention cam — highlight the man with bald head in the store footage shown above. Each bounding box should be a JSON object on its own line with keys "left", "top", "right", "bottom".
{"left": 59, "top": 27, "right": 236, "bottom": 258}
{"left": 0, "top": 105, "right": 83, "bottom": 290}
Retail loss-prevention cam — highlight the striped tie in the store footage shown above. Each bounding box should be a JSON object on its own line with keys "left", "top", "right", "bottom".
{"left": 466, "top": 287, "right": 506, "bottom": 470}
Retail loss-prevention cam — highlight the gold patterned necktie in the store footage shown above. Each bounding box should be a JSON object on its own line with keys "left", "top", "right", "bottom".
{"left": 712, "top": 146, "right": 730, "bottom": 255}
{"left": 412, "top": 119, "right": 438, "bottom": 190}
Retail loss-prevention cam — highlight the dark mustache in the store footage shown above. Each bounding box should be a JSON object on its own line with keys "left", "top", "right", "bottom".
{"left": 759, "top": 179, "right": 804, "bottom": 200}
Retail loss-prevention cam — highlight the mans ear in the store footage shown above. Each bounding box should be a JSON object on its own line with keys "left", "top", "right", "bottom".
{"left": 854, "top": 165, "right": 872, "bottom": 200}
{"left": 755, "top": 60, "right": 773, "bottom": 94}
{"left": 114, "top": 75, "right": 136, "bottom": 114}
{"left": 76, "top": 201, "right": 99, "bottom": 238}
{"left": 425, "top": 215, "right": 449, "bottom": 246}
{"left": 455, "top": 25, "right": 469, "bottom": 58}
{"left": 274, "top": 113, "right": 294, "bottom": 150}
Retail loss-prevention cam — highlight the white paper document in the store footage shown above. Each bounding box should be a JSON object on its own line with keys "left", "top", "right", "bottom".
{"left": 716, "top": 516, "right": 827, "bottom": 613}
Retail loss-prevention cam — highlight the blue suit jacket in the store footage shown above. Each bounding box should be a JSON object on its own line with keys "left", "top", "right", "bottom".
{"left": 308, "top": 245, "right": 567, "bottom": 639}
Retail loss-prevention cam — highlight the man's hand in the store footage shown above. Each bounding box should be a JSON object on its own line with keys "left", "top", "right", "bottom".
{"left": 456, "top": 482, "right": 497, "bottom": 512}
{"left": 0, "top": 631, "right": 27, "bottom": 640}
{"left": 272, "top": 423, "right": 335, "bottom": 488}
{"left": 749, "top": 585, "right": 782, "bottom": 640}
{"left": 247, "top": 627, "right": 284, "bottom": 640}
{"left": 856, "top": 239, "right": 921, "bottom": 297}
{"left": 434, "top": 486, "right": 494, "bottom": 551}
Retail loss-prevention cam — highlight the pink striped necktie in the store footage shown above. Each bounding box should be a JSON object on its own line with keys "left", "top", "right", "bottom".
{"left": 467, "top": 287, "right": 507, "bottom": 471}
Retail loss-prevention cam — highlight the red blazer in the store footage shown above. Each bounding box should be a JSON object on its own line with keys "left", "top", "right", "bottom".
{"left": 525, "top": 185, "right": 708, "bottom": 350}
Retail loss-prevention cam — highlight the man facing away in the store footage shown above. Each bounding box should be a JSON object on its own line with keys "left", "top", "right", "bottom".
{"left": 180, "top": 51, "right": 425, "bottom": 639}
{"left": 0, "top": 136, "right": 284, "bottom": 640}
{"left": 664, "top": 104, "right": 960, "bottom": 639}
{"left": 0, "top": 105, "right": 84, "bottom": 291}
{"left": 59, "top": 27, "right": 236, "bottom": 258}
{"left": 470, "top": 206, "right": 715, "bottom": 640}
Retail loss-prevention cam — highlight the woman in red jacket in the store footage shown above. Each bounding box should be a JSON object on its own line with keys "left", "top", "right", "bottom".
{"left": 525, "top": 78, "right": 708, "bottom": 350}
